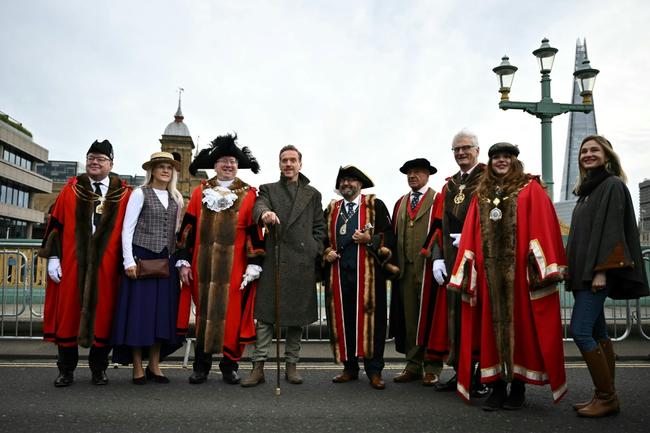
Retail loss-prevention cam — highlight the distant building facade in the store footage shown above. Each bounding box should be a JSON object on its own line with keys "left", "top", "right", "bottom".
{"left": 554, "top": 39, "right": 598, "bottom": 228}
{"left": 0, "top": 110, "right": 52, "bottom": 239}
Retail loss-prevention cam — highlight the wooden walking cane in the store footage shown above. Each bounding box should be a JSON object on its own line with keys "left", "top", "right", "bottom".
{"left": 273, "top": 226, "right": 281, "bottom": 396}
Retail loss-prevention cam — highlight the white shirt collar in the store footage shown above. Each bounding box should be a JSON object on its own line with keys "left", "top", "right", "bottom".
{"left": 218, "top": 178, "right": 235, "bottom": 188}
{"left": 411, "top": 185, "right": 428, "bottom": 196}
{"left": 460, "top": 163, "right": 480, "bottom": 177}
{"left": 343, "top": 194, "right": 362, "bottom": 207}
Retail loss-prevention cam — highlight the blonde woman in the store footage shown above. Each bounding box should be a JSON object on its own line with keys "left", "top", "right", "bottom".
{"left": 111, "top": 152, "right": 184, "bottom": 384}
{"left": 567, "top": 135, "right": 649, "bottom": 417}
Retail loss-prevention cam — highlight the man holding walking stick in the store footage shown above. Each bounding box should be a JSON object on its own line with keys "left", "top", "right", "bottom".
{"left": 241, "top": 145, "right": 326, "bottom": 387}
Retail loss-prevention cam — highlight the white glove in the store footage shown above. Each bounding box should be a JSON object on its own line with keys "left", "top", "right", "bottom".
{"left": 450, "top": 233, "right": 461, "bottom": 248}
{"left": 240, "top": 264, "right": 262, "bottom": 290}
{"left": 432, "top": 259, "right": 447, "bottom": 286}
{"left": 48, "top": 258, "right": 62, "bottom": 283}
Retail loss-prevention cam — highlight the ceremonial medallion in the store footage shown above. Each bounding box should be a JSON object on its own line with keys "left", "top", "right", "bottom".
{"left": 95, "top": 196, "right": 106, "bottom": 215}
{"left": 409, "top": 220, "right": 414, "bottom": 227}
{"left": 489, "top": 207, "right": 502, "bottom": 221}
{"left": 453, "top": 184, "right": 467, "bottom": 205}
{"left": 339, "top": 224, "right": 347, "bottom": 235}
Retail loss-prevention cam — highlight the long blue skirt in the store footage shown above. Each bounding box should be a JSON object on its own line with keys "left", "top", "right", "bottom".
{"left": 111, "top": 245, "right": 182, "bottom": 365}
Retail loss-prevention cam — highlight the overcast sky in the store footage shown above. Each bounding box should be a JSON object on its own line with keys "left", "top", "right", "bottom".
{"left": 2, "top": 0, "right": 649, "bottom": 214}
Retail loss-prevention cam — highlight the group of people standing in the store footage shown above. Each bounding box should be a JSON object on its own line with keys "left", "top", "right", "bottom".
{"left": 39, "top": 130, "right": 647, "bottom": 419}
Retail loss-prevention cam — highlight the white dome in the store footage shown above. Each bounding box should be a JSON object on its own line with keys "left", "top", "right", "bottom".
{"left": 163, "top": 120, "right": 191, "bottom": 137}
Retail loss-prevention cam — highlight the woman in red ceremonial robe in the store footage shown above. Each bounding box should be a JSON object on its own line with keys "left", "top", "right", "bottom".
{"left": 449, "top": 142, "right": 567, "bottom": 411}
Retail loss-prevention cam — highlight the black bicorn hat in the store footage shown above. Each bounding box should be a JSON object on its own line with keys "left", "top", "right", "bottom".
{"left": 87, "top": 139, "right": 114, "bottom": 160}
{"left": 399, "top": 158, "right": 437, "bottom": 175}
{"left": 488, "top": 142, "right": 520, "bottom": 158}
{"left": 188, "top": 133, "right": 260, "bottom": 176}
{"left": 335, "top": 165, "right": 375, "bottom": 190}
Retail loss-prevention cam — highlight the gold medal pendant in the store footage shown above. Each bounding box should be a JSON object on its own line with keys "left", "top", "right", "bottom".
{"left": 339, "top": 224, "right": 347, "bottom": 235}
{"left": 489, "top": 207, "right": 502, "bottom": 221}
{"left": 95, "top": 197, "right": 106, "bottom": 215}
{"left": 409, "top": 220, "right": 414, "bottom": 227}
{"left": 453, "top": 185, "right": 466, "bottom": 205}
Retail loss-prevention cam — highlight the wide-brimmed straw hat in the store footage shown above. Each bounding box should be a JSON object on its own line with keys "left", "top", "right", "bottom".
{"left": 142, "top": 151, "right": 181, "bottom": 171}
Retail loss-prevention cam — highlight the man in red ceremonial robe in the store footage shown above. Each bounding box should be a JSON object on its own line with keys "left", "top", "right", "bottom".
{"left": 40, "top": 140, "right": 131, "bottom": 387}
{"left": 449, "top": 142, "right": 567, "bottom": 411}
{"left": 323, "top": 165, "right": 397, "bottom": 390}
{"left": 176, "top": 134, "right": 264, "bottom": 385}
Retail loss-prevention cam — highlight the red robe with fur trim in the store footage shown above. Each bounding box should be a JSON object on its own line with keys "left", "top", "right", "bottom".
{"left": 323, "top": 194, "right": 395, "bottom": 363}
{"left": 40, "top": 174, "right": 131, "bottom": 348}
{"left": 449, "top": 179, "right": 567, "bottom": 403}
{"left": 176, "top": 178, "right": 264, "bottom": 359}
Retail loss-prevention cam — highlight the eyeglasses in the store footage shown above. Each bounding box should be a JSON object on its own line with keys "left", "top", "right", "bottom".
{"left": 216, "top": 158, "right": 238, "bottom": 165}
{"left": 451, "top": 145, "right": 476, "bottom": 153}
{"left": 86, "top": 155, "right": 111, "bottom": 163}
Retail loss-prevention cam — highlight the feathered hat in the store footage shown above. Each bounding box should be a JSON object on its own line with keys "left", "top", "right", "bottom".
{"left": 188, "top": 133, "right": 260, "bottom": 176}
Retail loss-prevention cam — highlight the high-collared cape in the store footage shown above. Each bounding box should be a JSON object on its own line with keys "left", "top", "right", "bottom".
{"left": 39, "top": 174, "right": 131, "bottom": 348}
{"left": 176, "top": 177, "right": 264, "bottom": 357}
{"left": 448, "top": 179, "right": 567, "bottom": 403}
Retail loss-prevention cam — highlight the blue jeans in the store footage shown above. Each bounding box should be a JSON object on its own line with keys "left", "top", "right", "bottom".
{"left": 570, "top": 288, "right": 610, "bottom": 352}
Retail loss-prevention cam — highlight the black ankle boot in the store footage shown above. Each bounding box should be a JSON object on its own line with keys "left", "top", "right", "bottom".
{"left": 503, "top": 379, "right": 526, "bottom": 410}
{"left": 482, "top": 379, "right": 507, "bottom": 411}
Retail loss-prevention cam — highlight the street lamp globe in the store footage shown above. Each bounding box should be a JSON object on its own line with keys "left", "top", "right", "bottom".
{"left": 574, "top": 57, "right": 600, "bottom": 104}
{"left": 493, "top": 55, "right": 518, "bottom": 101}
{"left": 532, "top": 38, "right": 558, "bottom": 73}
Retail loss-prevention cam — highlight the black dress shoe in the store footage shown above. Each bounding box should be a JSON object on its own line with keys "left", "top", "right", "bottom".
{"left": 471, "top": 383, "right": 490, "bottom": 398}
{"left": 91, "top": 370, "right": 108, "bottom": 385}
{"left": 482, "top": 380, "right": 507, "bottom": 411}
{"left": 54, "top": 372, "right": 74, "bottom": 388}
{"left": 435, "top": 375, "right": 457, "bottom": 392}
{"left": 189, "top": 370, "right": 208, "bottom": 384}
{"left": 132, "top": 375, "right": 146, "bottom": 385}
{"left": 503, "top": 380, "right": 526, "bottom": 410}
{"left": 221, "top": 369, "right": 241, "bottom": 385}
{"left": 145, "top": 367, "right": 170, "bottom": 384}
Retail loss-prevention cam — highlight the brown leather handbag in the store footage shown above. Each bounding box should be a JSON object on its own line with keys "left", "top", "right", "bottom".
{"left": 136, "top": 258, "right": 170, "bottom": 279}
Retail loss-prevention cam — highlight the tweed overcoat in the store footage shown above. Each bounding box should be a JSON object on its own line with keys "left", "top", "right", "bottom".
{"left": 253, "top": 173, "right": 326, "bottom": 326}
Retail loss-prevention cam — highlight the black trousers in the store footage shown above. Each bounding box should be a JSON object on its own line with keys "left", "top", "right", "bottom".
{"left": 57, "top": 345, "right": 111, "bottom": 372}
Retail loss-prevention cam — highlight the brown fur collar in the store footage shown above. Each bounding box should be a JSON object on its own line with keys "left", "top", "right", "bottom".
{"left": 196, "top": 177, "right": 250, "bottom": 353}
{"left": 76, "top": 174, "right": 129, "bottom": 347}
{"left": 478, "top": 189, "right": 518, "bottom": 381}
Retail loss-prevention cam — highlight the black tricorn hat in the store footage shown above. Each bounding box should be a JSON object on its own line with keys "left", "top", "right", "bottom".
{"left": 188, "top": 133, "right": 260, "bottom": 176}
{"left": 488, "top": 142, "right": 520, "bottom": 158}
{"left": 399, "top": 158, "right": 437, "bottom": 175}
{"left": 87, "top": 139, "right": 114, "bottom": 160}
{"left": 335, "top": 165, "right": 374, "bottom": 190}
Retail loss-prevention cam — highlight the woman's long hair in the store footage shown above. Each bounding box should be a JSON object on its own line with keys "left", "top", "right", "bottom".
{"left": 574, "top": 134, "right": 627, "bottom": 193}
{"left": 475, "top": 154, "right": 532, "bottom": 200}
{"left": 142, "top": 163, "right": 185, "bottom": 231}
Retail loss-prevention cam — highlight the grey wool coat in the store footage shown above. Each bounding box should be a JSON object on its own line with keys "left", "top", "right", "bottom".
{"left": 253, "top": 173, "right": 326, "bottom": 326}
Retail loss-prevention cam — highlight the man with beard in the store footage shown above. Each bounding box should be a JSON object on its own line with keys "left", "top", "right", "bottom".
{"left": 425, "top": 129, "right": 487, "bottom": 396}
{"left": 323, "top": 166, "right": 396, "bottom": 390}
{"left": 241, "top": 145, "right": 326, "bottom": 386}
{"left": 176, "top": 134, "right": 265, "bottom": 385}
{"left": 40, "top": 140, "right": 131, "bottom": 387}
{"left": 390, "top": 158, "right": 442, "bottom": 386}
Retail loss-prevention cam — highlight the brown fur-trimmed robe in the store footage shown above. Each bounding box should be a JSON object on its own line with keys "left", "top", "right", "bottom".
{"left": 323, "top": 194, "right": 395, "bottom": 363}
{"left": 176, "top": 177, "right": 264, "bottom": 357}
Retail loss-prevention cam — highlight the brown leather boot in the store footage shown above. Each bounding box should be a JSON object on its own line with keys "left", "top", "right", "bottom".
{"left": 577, "top": 347, "right": 620, "bottom": 418}
{"left": 285, "top": 362, "right": 303, "bottom": 384}
{"left": 240, "top": 362, "right": 265, "bottom": 387}
{"left": 573, "top": 339, "right": 616, "bottom": 411}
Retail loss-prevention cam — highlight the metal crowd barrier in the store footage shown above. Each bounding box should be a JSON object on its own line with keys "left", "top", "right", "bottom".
{"left": 2, "top": 243, "right": 649, "bottom": 352}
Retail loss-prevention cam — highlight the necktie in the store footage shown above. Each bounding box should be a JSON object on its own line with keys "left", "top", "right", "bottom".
{"left": 410, "top": 192, "right": 421, "bottom": 210}
{"left": 346, "top": 202, "right": 355, "bottom": 217}
{"left": 460, "top": 172, "right": 469, "bottom": 183}
{"left": 93, "top": 182, "right": 103, "bottom": 227}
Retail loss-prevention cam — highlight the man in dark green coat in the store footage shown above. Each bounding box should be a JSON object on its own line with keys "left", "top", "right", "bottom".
{"left": 241, "top": 145, "right": 326, "bottom": 387}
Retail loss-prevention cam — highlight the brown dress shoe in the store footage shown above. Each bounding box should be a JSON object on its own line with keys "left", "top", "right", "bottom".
{"left": 393, "top": 370, "right": 421, "bottom": 383}
{"left": 369, "top": 374, "right": 385, "bottom": 390}
{"left": 422, "top": 372, "right": 439, "bottom": 387}
{"left": 332, "top": 370, "right": 359, "bottom": 383}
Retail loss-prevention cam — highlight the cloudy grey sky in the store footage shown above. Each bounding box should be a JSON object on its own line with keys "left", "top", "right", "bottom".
{"left": 2, "top": 0, "right": 649, "bottom": 212}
